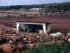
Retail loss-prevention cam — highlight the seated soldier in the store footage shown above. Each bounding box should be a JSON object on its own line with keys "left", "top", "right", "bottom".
{"left": 0, "top": 38, "right": 13, "bottom": 53}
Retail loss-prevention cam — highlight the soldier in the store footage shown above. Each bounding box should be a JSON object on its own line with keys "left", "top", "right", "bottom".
{"left": 0, "top": 38, "right": 13, "bottom": 53}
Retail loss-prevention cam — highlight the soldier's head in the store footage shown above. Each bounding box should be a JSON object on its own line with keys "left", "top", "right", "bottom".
{"left": 0, "top": 38, "right": 7, "bottom": 45}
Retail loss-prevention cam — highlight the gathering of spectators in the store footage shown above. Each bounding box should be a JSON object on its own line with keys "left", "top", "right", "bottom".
{"left": 0, "top": 29, "right": 70, "bottom": 53}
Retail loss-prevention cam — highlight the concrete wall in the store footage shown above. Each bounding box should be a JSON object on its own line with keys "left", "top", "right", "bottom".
{"left": 16, "top": 22, "right": 50, "bottom": 33}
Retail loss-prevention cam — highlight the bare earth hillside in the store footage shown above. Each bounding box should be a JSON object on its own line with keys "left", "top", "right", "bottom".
{"left": 0, "top": 11, "right": 70, "bottom": 32}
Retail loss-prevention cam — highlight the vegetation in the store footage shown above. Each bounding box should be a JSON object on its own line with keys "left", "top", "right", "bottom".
{"left": 0, "top": 2, "right": 70, "bottom": 12}
{"left": 24, "top": 41, "right": 70, "bottom": 53}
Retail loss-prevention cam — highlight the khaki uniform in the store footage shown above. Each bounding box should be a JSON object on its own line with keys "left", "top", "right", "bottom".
{"left": 0, "top": 44, "right": 13, "bottom": 53}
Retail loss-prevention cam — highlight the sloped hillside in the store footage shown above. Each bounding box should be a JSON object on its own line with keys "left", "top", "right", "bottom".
{"left": 0, "top": 11, "right": 70, "bottom": 32}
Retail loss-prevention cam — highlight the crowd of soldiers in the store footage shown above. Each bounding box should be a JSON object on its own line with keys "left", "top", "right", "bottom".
{"left": 0, "top": 32, "right": 35, "bottom": 53}
{"left": 0, "top": 29, "right": 70, "bottom": 53}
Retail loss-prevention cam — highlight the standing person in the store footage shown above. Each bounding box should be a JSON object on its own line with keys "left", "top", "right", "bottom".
{"left": 65, "top": 30, "right": 70, "bottom": 42}
{"left": 0, "top": 38, "right": 13, "bottom": 53}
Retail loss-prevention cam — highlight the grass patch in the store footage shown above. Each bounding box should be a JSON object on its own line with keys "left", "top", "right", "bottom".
{"left": 24, "top": 40, "right": 70, "bottom": 53}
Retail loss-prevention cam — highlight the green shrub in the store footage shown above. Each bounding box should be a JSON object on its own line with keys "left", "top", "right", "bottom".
{"left": 24, "top": 41, "right": 70, "bottom": 53}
